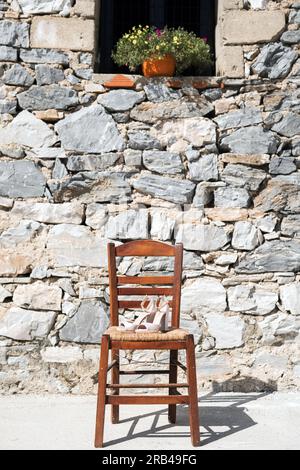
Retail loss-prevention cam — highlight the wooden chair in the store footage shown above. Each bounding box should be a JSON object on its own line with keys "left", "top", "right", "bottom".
{"left": 94, "top": 240, "right": 200, "bottom": 447}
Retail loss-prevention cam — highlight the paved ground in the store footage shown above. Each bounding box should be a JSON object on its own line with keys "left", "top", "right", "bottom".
{"left": 0, "top": 392, "right": 299, "bottom": 450}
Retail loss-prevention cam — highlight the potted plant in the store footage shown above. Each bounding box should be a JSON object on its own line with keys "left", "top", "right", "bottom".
{"left": 112, "top": 25, "right": 211, "bottom": 77}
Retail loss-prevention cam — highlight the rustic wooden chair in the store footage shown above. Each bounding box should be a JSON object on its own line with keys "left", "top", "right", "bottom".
{"left": 94, "top": 240, "right": 200, "bottom": 447}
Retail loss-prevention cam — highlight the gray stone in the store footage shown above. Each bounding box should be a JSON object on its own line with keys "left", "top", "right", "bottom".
{"left": 228, "top": 284, "right": 278, "bottom": 315}
{"left": 74, "top": 68, "right": 92, "bottom": 80}
{"left": 150, "top": 210, "right": 176, "bottom": 241}
{"left": 49, "top": 171, "right": 131, "bottom": 203}
{"left": 143, "top": 150, "right": 183, "bottom": 175}
{"left": 196, "top": 355, "right": 233, "bottom": 378}
{"left": 193, "top": 182, "right": 214, "bottom": 207}
{"left": 85, "top": 204, "right": 107, "bottom": 230}
{"left": 143, "top": 83, "right": 182, "bottom": 103}
{"left": 289, "top": 9, "right": 300, "bottom": 23}
{"left": 281, "top": 215, "right": 300, "bottom": 238}
{"left": 181, "top": 277, "right": 227, "bottom": 315}
{"left": 0, "top": 196, "right": 13, "bottom": 209}
{"left": 2, "top": 64, "right": 34, "bottom": 87}
{"left": 47, "top": 224, "right": 111, "bottom": 268}
{"left": 0, "top": 99, "right": 17, "bottom": 114}
{"left": 55, "top": 105, "right": 125, "bottom": 153}
{"left": 203, "top": 88, "right": 223, "bottom": 102}
{"left": 124, "top": 149, "right": 142, "bottom": 168}
{"left": 130, "top": 98, "right": 214, "bottom": 124}
{"left": 281, "top": 30, "right": 300, "bottom": 45}
{"left": 0, "top": 20, "right": 29, "bottom": 48}
{"left": 254, "top": 179, "right": 300, "bottom": 213}
{"left": 20, "top": 48, "right": 69, "bottom": 65}
{"left": 0, "top": 252, "right": 33, "bottom": 277}
{"left": 269, "top": 157, "right": 296, "bottom": 175}
{"left": 98, "top": 90, "right": 145, "bottom": 112}
{"left": 17, "top": 85, "right": 78, "bottom": 111}
{"left": 17, "top": 0, "right": 73, "bottom": 15}
{"left": 220, "top": 126, "right": 279, "bottom": 154}
{"left": 175, "top": 223, "right": 229, "bottom": 251}
{"left": 13, "top": 282, "right": 62, "bottom": 311}
{"left": 0, "top": 111, "right": 57, "bottom": 148}
{"left": 59, "top": 300, "right": 109, "bottom": 344}
{"left": 52, "top": 158, "right": 68, "bottom": 179}
{"left": 272, "top": 113, "right": 300, "bottom": 138}
{"left": 252, "top": 43, "right": 297, "bottom": 79}
{"left": 0, "top": 220, "right": 41, "bottom": 248}
{"left": 214, "top": 186, "right": 251, "bottom": 208}
{"left": 0, "top": 46, "right": 18, "bottom": 62}
{"left": 214, "top": 107, "right": 262, "bottom": 130}
{"left": 35, "top": 64, "right": 64, "bottom": 86}
{"left": 0, "top": 307, "right": 56, "bottom": 341}
{"left": 12, "top": 201, "right": 84, "bottom": 224}
{"left": 204, "top": 313, "right": 245, "bottom": 349}
{"left": 105, "top": 210, "right": 149, "bottom": 240}
{"left": 259, "top": 312, "right": 300, "bottom": 345}
{"left": 30, "top": 265, "right": 48, "bottom": 280}
{"left": 254, "top": 352, "right": 288, "bottom": 370}
{"left": 188, "top": 154, "right": 218, "bottom": 182}
{"left": 222, "top": 164, "right": 266, "bottom": 191}
{"left": 183, "top": 251, "right": 205, "bottom": 271}
{"left": 66, "top": 153, "right": 120, "bottom": 172}
{"left": 232, "top": 221, "right": 262, "bottom": 251}
{"left": 128, "top": 131, "right": 162, "bottom": 150}
{"left": 256, "top": 214, "right": 277, "bottom": 233}
{"left": 280, "top": 283, "right": 300, "bottom": 315}
{"left": 0, "top": 161, "right": 45, "bottom": 198}
{"left": 236, "top": 240, "right": 300, "bottom": 273}
{"left": 133, "top": 175, "right": 195, "bottom": 204}
{"left": 215, "top": 253, "right": 238, "bottom": 265}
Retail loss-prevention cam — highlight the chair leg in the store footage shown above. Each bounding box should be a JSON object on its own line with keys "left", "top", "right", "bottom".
{"left": 94, "top": 335, "right": 109, "bottom": 448}
{"left": 111, "top": 348, "right": 120, "bottom": 424}
{"left": 168, "top": 349, "right": 178, "bottom": 424}
{"left": 186, "top": 335, "right": 200, "bottom": 447}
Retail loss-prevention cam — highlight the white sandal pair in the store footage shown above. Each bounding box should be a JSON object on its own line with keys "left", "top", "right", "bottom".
{"left": 118, "top": 296, "right": 170, "bottom": 333}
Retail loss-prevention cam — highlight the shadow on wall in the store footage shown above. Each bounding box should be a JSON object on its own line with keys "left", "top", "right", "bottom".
{"left": 103, "top": 386, "right": 273, "bottom": 448}
{"left": 211, "top": 377, "right": 278, "bottom": 393}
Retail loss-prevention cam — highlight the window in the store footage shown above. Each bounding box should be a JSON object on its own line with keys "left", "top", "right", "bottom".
{"left": 96, "top": 0, "right": 216, "bottom": 74}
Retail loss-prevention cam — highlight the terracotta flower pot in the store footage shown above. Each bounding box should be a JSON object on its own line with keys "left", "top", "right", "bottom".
{"left": 142, "top": 54, "right": 176, "bottom": 78}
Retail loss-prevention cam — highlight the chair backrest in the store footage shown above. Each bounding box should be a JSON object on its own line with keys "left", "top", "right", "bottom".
{"left": 107, "top": 240, "right": 183, "bottom": 329}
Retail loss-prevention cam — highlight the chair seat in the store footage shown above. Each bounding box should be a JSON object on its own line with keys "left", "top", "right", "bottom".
{"left": 105, "top": 326, "right": 189, "bottom": 341}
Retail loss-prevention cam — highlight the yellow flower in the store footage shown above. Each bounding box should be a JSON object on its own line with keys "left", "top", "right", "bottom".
{"left": 132, "top": 39, "right": 137, "bottom": 44}
{"left": 156, "top": 45, "right": 160, "bottom": 50}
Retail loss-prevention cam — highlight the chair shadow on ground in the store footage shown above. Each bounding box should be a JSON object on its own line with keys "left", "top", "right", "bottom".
{"left": 103, "top": 377, "right": 277, "bottom": 448}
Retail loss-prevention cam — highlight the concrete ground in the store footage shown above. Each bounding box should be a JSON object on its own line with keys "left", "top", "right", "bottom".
{"left": 0, "top": 392, "right": 299, "bottom": 450}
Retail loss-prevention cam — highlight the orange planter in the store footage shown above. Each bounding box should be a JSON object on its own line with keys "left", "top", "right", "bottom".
{"left": 142, "top": 54, "right": 176, "bottom": 78}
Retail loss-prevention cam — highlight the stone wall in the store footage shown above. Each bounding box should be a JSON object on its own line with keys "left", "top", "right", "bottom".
{"left": 0, "top": 0, "right": 300, "bottom": 394}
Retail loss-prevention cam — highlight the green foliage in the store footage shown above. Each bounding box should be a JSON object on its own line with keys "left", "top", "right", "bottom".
{"left": 112, "top": 25, "right": 212, "bottom": 74}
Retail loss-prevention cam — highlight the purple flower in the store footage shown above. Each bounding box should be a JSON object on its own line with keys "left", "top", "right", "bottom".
{"left": 156, "top": 28, "right": 162, "bottom": 37}
{"left": 202, "top": 36, "right": 208, "bottom": 43}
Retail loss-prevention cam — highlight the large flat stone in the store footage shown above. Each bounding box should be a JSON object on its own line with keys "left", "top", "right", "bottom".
{"left": 0, "top": 161, "right": 45, "bottom": 198}
{"left": 236, "top": 240, "right": 300, "bottom": 273}
{"left": 214, "top": 186, "right": 251, "bottom": 208}
{"left": 0, "top": 220, "right": 41, "bottom": 248}
{"left": 254, "top": 179, "right": 300, "bottom": 213}
{"left": 59, "top": 300, "right": 109, "bottom": 344}
{"left": 181, "top": 277, "right": 227, "bottom": 314}
{"left": 272, "top": 113, "right": 300, "bottom": 138}
{"left": 223, "top": 10, "right": 285, "bottom": 44}
{"left": 133, "top": 175, "right": 195, "bottom": 204}
{"left": 232, "top": 221, "right": 262, "bottom": 251}
{"left": 0, "top": 307, "right": 56, "bottom": 341}
{"left": 35, "top": 64, "right": 64, "bottom": 86}
{"left": 151, "top": 118, "right": 217, "bottom": 149}
{"left": 2, "top": 64, "right": 34, "bottom": 87}
{"left": 105, "top": 210, "right": 149, "bottom": 240}
{"left": 0, "top": 46, "right": 18, "bottom": 62}
{"left": 55, "top": 105, "right": 125, "bottom": 153}
{"left": 221, "top": 164, "right": 267, "bottom": 191}
{"left": 17, "top": 85, "right": 78, "bottom": 111}
{"left": 47, "top": 224, "right": 110, "bottom": 268}
{"left": 281, "top": 215, "right": 300, "bottom": 238}
{"left": 258, "top": 313, "right": 300, "bottom": 345}
{"left": 31, "top": 16, "right": 95, "bottom": 52}
{"left": 188, "top": 154, "right": 218, "bottom": 182}
{"left": 66, "top": 154, "right": 120, "bottom": 172}
{"left": 228, "top": 284, "right": 278, "bottom": 315}
{"left": 0, "top": 252, "right": 32, "bottom": 277}
{"left": 0, "top": 111, "right": 57, "bottom": 148}
{"left": 175, "top": 223, "right": 230, "bottom": 251}
{"left": 98, "top": 90, "right": 145, "bottom": 112}
{"left": 20, "top": 48, "right": 69, "bottom": 65}
{"left": 16, "top": 0, "right": 72, "bottom": 14}
{"left": 203, "top": 313, "right": 245, "bottom": 349}
{"left": 49, "top": 171, "right": 131, "bottom": 203}
{"left": 280, "top": 283, "right": 300, "bottom": 316}
{"left": 214, "top": 107, "right": 262, "bottom": 130}
{"left": 0, "top": 20, "right": 29, "bottom": 47}
{"left": 220, "top": 126, "right": 279, "bottom": 154}
{"left": 12, "top": 201, "right": 84, "bottom": 224}
{"left": 143, "top": 150, "right": 183, "bottom": 175}
{"left": 13, "top": 282, "right": 62, "bottom": 311}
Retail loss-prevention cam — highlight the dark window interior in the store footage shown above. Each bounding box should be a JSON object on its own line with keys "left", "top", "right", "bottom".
{"left": 96, "top": 0, "right": 216, "bottom": 74}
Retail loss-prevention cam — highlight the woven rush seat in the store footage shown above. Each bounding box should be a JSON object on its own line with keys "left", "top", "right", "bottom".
{"left": 105, "top": 326, "right": 189, "bottom": 341}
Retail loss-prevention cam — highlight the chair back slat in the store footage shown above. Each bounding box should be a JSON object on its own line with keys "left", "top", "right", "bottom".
{"left": 117, "top": 275, "right": 174, "bottom": 285}
{"left": 107, "top": 240, "right": 183, "bottom": 328}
